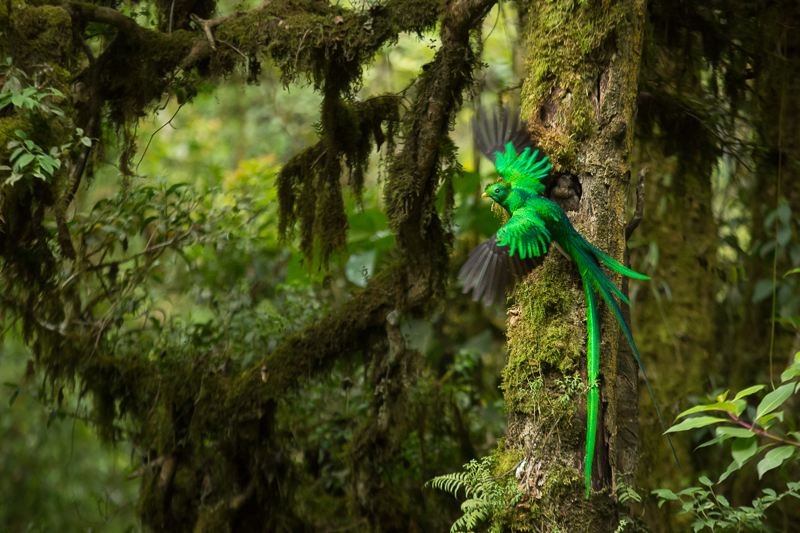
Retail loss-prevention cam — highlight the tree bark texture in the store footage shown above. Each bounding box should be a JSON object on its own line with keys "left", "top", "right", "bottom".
{"left": 499, "top": 0, "right": 646, "bottom": 529}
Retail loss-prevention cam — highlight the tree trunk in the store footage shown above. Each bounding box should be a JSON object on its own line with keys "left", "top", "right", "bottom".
{"left": 498, "top": 0, "right": 646, "bottom": 529}
{"left": 631, "top": 141, "right": 718, "bottom": 532}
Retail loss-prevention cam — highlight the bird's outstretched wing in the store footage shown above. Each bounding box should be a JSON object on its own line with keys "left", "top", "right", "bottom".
{"left": 459, "top": 210, "right": 551, "bottom": 305}
{"left": 458, "top": 235, "right": 542, "bottom": 306}
{"left": 473, "top": 107, "right": 539, "bottom": 164}
{"left": 496, "top": 208, "right": 552, "bottom": 259}
{"left": 473, "top": 106, "right": 551, "bottom": 194}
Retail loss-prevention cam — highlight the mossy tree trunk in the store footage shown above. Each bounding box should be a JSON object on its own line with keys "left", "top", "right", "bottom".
{"left": 498, "top": 0, "right": 646, "bottom": 529}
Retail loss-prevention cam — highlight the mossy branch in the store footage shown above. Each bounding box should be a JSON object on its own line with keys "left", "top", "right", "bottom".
{"left": 246, "top": 262, "right": 408, "bottom": 399}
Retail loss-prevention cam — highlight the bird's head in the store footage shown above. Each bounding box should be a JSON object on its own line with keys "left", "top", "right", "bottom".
{"left": 482, "top": 181, "right": 511, "bottom": 205}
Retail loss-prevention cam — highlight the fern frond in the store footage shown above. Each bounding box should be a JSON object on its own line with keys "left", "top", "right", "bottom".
{"left": 427, "top": 456, "right": 524, "bottom": 533}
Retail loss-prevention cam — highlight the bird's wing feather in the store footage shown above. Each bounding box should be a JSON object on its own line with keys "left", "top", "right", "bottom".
{"left": 473, "top": 106, "right": 551, "bottom": 195}
{"left": 473, "top": 107, "right": 539, "bottom": 164}
{"left": 458, "top": 234, "right": 541, "bottom": 306}
{"left": 496, "top": 209, "right": 552, "bottom": 260}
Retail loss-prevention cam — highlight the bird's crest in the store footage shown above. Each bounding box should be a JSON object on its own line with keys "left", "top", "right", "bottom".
{"left": 495, "top": 142, "right": 551, "bottom": 195}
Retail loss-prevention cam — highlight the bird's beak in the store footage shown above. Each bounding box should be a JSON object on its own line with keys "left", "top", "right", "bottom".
{"left": 481, "top": 192, "right": 488, "bottom": 198}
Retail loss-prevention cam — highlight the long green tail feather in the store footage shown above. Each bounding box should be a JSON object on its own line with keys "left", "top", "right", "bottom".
{"left": 582, "top": 275, "right": 600, "bottom": 499}
{"left": 579, "top": 234, "right": 650, "bottom": 280}
{"left": 573, "top": 245, "right": 681, "bottom": 469}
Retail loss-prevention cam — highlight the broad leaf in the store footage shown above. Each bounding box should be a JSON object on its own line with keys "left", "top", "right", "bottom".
{"left": 716, "top": 426, "right": 756, "bottom": 438}
{"left": 731, "top": 437, "right": 758, "bottom": 466}
{"left": 675, "top": 402, "right": 741, "bottom": 419}
{"left": 16, "top": 153, "right": 34, "bottom": 170}
{"left": 781, "top": 364, "right": 800, "bottom": 382}
{"left": 695, "top": 434, "right": 732, "bottom": 450}
{"left": 652, "top": 489, "right": 679, "bottom": 508}
{"left": 734, "top": 385, "right": 766, "bottom": 401}
{"left": 755, "top": 383, "right": 794, "bottom": 420}
{"left": 757, "top": 445, "right": 795, "bottom": 479}
{"left": 666, "top": 416, "right": 727, "bottom": 434}
{"left": 718, "top": 460, "right": 739, "bottom": 484}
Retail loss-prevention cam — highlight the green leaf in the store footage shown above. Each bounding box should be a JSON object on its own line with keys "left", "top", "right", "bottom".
{"left": 718, "top": 460, "right": 739, "bottom": 484}
{"left": 81, "top": 136, "right": 92, "bottom": 147}
{"left": 731, "top": 437, "right": 758, "bottom": 466}
{"left": 699, "top": 476, "right": 713, "bottom": 487}
{"left": 676, "top": 402, "right": 741, "bottom": 419}
{"left": 781, "top": 364, "right": 800, "bottom": 382}
{"left": 4, "top": 173, "right": 24, "bottom": 186}
{"left": 758, "top": 411, "right": 784, "bottom": 427}
{"left": 757, "top": 445, "right": 795, "bottom": 479}
{"left": 716, "top": 426, "right": 756, "bottom": 438}
{"left": 666, "top": 416, "right": 728, "bottom": 433}
{"left": 652, "top": 489, "right": 679, "bottom": 508}
{"left": 784, "top": 267, "right": 800, "bottom": 277}
{"left": 695, "top": 434, "right": 732, "bottom": 450}
{"left": 734, "top": 384, "right": 766, "bottom": 401}
{"left": 38, "top": 159, "right": 53, "bottom": 175}
{"left": 755, "top": 383, "right": 794, "bottom": 420}
{"left": 16, "top": 153, "right": 34, "bottom": 170}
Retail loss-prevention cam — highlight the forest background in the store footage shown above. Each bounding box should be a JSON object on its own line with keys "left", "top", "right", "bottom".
{"left": 1, "top": 0, "right": 800, "bottom": 531}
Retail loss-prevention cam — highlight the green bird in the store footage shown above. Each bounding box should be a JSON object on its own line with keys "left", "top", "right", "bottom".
{"left": 460, "top": 107, "right": 678, "bottom": 498}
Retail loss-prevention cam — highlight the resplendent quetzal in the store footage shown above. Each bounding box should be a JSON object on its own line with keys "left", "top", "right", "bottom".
{"left": 459, "top": 106, "right": 678, "bottom": 498}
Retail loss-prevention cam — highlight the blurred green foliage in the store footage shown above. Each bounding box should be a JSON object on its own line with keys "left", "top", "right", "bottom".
{"left": 0, "top": 6, "right": 523, "bottom": 530}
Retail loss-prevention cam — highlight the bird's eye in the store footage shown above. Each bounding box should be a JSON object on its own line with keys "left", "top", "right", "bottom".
{"left": 494, "top": 187, "right": 500, "bottom": 193}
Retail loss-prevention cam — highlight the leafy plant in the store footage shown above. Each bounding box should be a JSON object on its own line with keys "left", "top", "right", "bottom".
{"left": 652, "top": 478, "right": 800, "bottom": 532}
{"left": 427, "top": 456, "right": 523, "bottom": 533}
{"left": 665, "top": 352, "right": 800, "bottom": 483}
{"left": 2, "top": 129, "right": 92, "bottom": 188}
{"left": 650, "top": 353, "right": 800, "bottom": 531}
{"left": 0, "top": 84, "right": 65, "bottom": 118}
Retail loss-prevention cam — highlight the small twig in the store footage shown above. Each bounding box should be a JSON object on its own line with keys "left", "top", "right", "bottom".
{"left": 541, "top": 414, "right": 564, "bottom": 451}
{"left": 218, "top": 39, "right": 246, "bottom": 59}
{"left": 136, "top": 104, "right": 184, "bottom": 173}
{"left": 294, "top": 29, "right": 310, "bottom": 72}
{"left": 625, "top": 167, "right": 647, "bottom": 240}
{"left": 189, "top": 2, "right": 273, "bottom": 51}
{"left": 489, "top": 462, "right": 522, "bottom": 481}
{"left": 727, "top": 412, "right": 800, "bottom": 447}
{"left": 168, "top": 0, "right": 175, "bottom": 34}
{"left": 190, "top": 13, "right": 218, "bottom": 50}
